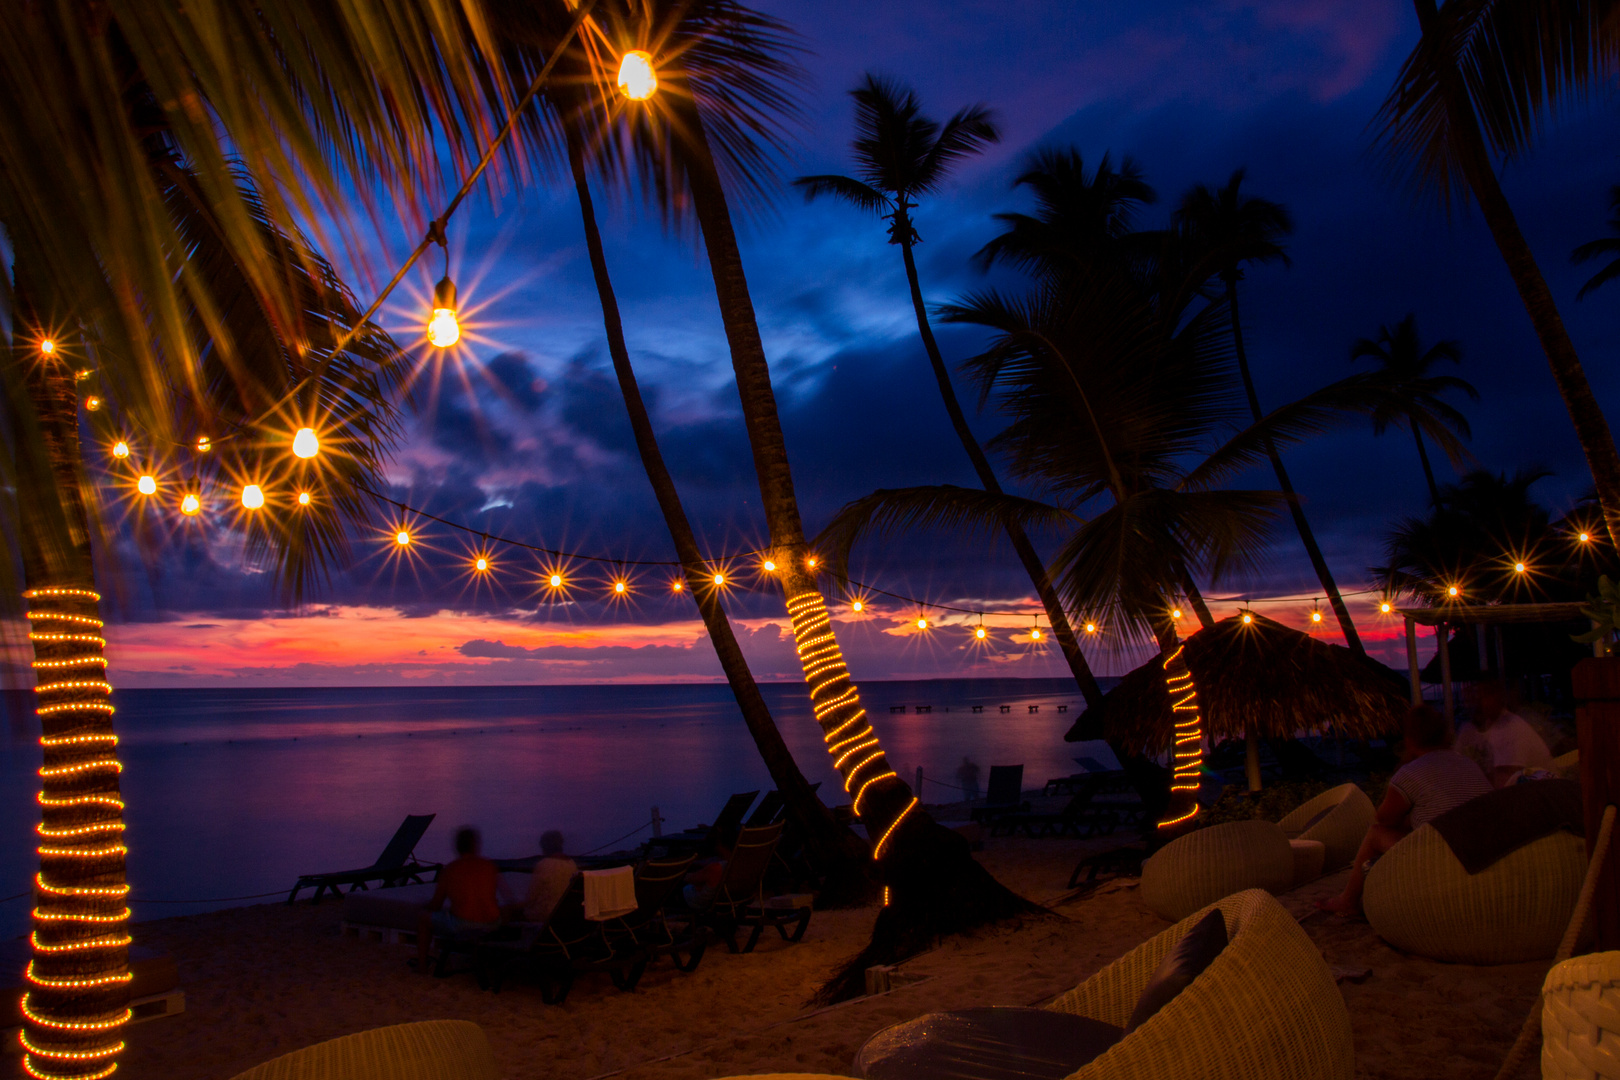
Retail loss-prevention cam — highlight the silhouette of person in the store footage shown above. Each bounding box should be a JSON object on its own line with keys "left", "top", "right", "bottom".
{"left": 956, "top": 756, "right": 982, "bottom": 803}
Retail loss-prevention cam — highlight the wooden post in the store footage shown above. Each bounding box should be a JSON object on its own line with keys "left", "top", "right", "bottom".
{"left": 1438, "top": 621, "right": 1453, "bottom": 725}
{"left": 1245, "top": 726, "right": 1262, "bottom": 794}
{"left": 1405, "top": 617, "right": 1421, "bottom": 706}
{"left": 1572, "top": 657, "right": 1620, "bottom": 950}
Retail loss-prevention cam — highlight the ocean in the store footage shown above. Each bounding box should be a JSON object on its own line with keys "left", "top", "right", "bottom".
{"left": 0, "top": 679, "right": 1112, "bottom": 936}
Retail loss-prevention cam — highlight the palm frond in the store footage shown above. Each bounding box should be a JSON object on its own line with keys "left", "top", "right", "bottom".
{"left": 792, "top": 173, "right": 890, "bottom": 213}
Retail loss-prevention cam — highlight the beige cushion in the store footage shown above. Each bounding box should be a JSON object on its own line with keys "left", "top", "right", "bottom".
{"left": 228, "top": 1020, "right": 496, "bottom": 1080}
{"left": 1140, "top": 821, "right": 1295, "bottom": 922}
{"left": 1288, "top": 839, "right": 1327, "bottom": 888}
{"left": 1278, "top": 784, "right": 1376, "bottom": 872}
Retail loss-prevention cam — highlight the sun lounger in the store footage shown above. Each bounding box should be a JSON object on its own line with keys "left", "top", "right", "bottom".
{"left": 475, "top": 876, "right": 648, "bottom": 1002}
{"left": 287, "top": 813, "right": 439, "bottom": 904}
{"left": 969, "top": 764, "right": 1028, "bottom": 823}
{"left": 598, "top": 853, "right": 708, "bottom": 971}
{"left": 746, "top": 790, "right": 785, "bottom": 827}
{"left": 658, "top": 790, "right": 759, "bottom": 854}
{"left": 676, "top": 821, "right": 797, "bottom": 953}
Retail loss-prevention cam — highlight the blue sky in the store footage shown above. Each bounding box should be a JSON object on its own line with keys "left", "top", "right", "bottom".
{"left": 91, "top": 0, "right": 1620, "bottom": 686}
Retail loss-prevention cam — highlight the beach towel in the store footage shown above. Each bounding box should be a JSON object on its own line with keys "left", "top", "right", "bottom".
{"left": 583, "top": 866, "right": 637, "bottom": 921}
{"left": 1429, "top": 778, "right": 1584, "bottom": 874}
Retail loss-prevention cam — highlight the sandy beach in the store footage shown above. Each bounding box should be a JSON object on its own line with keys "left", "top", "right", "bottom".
{"left": 94, "top": 822, "right": 1549, "bottom": 1080}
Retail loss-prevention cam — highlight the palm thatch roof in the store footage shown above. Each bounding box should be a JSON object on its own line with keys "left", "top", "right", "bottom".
{"left": 1066, "top": 612, "right": 1407, "bottom": 753}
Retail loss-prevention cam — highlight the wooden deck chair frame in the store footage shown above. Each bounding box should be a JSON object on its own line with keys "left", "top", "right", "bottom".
{"left": 287, "top": 813, "right": 439, "bottom": 904}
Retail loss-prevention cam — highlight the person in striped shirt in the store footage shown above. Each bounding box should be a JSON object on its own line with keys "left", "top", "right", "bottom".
{"left": 1317, "top": 704, "right": 1491, "bottom": 916}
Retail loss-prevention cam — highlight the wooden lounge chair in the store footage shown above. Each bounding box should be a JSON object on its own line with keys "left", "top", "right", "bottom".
{"left": 287, "top": 814, "right": 439, "bottom": 904}
{"left": 658, "top": 791, "right": 759, "bottom": 854}
{"left": 599, "top": 854, "right": 708, "bottom": 972}
{"left": 969, "top": 765, "right": 1028, "bottom": 823}
{"left": 746, "top": 790, "right": 785, "bottom": 827}
{"left": 680, "top": 821, "right": 796, "bottom": 953}
{"left": 475, "top": 877, "right": 648, "bottom": 1003}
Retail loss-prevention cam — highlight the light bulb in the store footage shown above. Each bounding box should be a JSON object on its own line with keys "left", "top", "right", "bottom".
{"left": 807, "top": 556, "right": 818, "bottom": 568}
{"left": 549, "top": 574, "right": 563, "bottom": 588}
{"left": 427, "top": 276, "right": 459, "bottom": 348}
{"left": 84, "top": 396, "right": 102, "bottom": 412}
{"left": 763, "top": 560, "right": 776, "bottom": 572}
{"left": 713, "top": 573, "right": 725, "bottom": 586}
{"left": 1380, "top": 601, "right": 1392, "bottom": 614}
{"left": 196, "top": 436, "right": 210, "bottom": 453}
{"left": 1580, "top": 532, "right": 1592, "bottom": 543}
{"left": 1172, "top": 608, "right": 1182, "bottom": 620}
{"left": 1242, "top": 612, "right": 1254, "bottom": 625}
{"left": 395, "top": 530, "right": 411, "bottom": 546}
{"left": 1031, "top": 628, "right": 1043, "bottom": 640}
{"left": 181, "top": 494, "right": 200, "bottom": 516}
{"left": 852, "top": 600, "right": 863, "bottom": 612}
{"left": 916, "top": 618, "right": 928, "bottom": 630}
{"left": 1311, "top": 610, "right": 1323, "bottom": 623}
{"left": 112, "top": 441, "right": 129, "bottom": 459}
{"left": 241, "top": 484, "right": 264, "bottom": 509}
{"left": 137, "top": 475, "right": 156, "bottom": 496}
{"left": 617, "top": 50, "right": 658, "bottom": 100}
{"left": 292, "top": 427, "right": 319, "bottom": 459}
{"left": 1084, "top": 623, "right": 1096, "bottom": 634}
{"left": 475, "top": 557, "right": 488, "bottom": 572}
{"left": 975, "top": 626, "right": 986, "bottom": 639}
{"left": 1514, "top": 562, "right": 1526, "bottom": 573}
{"left": 1447, "top": 585, "right": 1460, "bottom": 597}
{"left": 297, "top": 491, "right": 311, "bottom": 506}
{"left": 672, "top": 580, "right": 684, "bottom": 592}
{"left": 614, "top": 581, "right": 627, "bottom": 594}
{"left": 39, "top": 340, "right": 54, "bottom": 355}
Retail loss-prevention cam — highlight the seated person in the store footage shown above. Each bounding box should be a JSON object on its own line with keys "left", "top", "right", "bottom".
{"left": 1318, "top": 704, "right": 1490, "bottom": 916}
{"left": 1454, "top": 679, "right": 1555, "bottom": 787}
{"left": 682, "top": 831, "right": 735, "bottom": 911}
{"left": 509, "top": 829, "right": 577, "bottom": 925}
{"left": 417, "top": 826, "right": 501, "bottom": 973}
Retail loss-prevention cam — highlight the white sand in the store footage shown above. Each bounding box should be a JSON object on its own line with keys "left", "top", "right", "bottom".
{"left": 109, "top": 835, "right": 1547, "bottom": 1080}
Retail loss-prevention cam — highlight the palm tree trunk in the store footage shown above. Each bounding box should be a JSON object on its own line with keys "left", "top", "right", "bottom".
{"left": 1412, "top": 424, "right": 1442, "bottom": 507}
{"left": 1179, "top": 568, "right": 1261, "bottom": 790}
{"left": 1154, "top": 621, "right": 1203, "bottom": 835}
{"left": 1225, "top": 281, "right": 1364, "bottom": 654}
{"left": 1412, "top": 0, "right": 1620, "bottom": 548}
{"left": 896, "top": 233, "right": 1104, "bottom": 708}
{"left": 675, "top": 98, "right": 1037, "bottom": 1000}
{"left": 564, "top": 125, "right": 868, "bottom": 891}
{"left": 8, "top": 275, "right": 132, "bottom": 1079}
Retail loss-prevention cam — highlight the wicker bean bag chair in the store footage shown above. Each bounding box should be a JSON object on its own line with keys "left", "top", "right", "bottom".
{"left": 1541, "top": 950, "right": 1620, "bottom": 1080}
{"left": 1139, "top": 820, "right": 1295, "bottom": 922}
{"left": 1278, "top": 783, "right": 1376, "bottom": 872}
{"left": 1044, "top": 889, "right": 1353, "bottom": 1080}
{"left": 1362, "top": 824, "right": 1587, "bottom": 964}
{"left": 228, "top": 1020, "right": 497, "bottom": 1080}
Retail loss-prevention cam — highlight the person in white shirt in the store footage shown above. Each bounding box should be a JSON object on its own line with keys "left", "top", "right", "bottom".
{"left": 1454, "top": 680, "right": 1554, "bottom": 787}
{"left": 513, "top": 829, "right": 577, "bottom": 925}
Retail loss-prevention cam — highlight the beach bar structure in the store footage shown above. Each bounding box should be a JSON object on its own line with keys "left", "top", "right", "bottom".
{"left": 1396, "top": 602, "right": 1593, "bottom": 722}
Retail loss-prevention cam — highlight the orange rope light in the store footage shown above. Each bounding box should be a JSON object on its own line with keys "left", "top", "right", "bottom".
{"left": 873, "top": 797, "right": 919, "bottom": 860}
{"left": 36, "top": 794, "right": 124, "bottom": 812}
{"left": 24, "top": 964, "right": 132, "bottom": 989}
{"left": 28, "top": 935, "right": 130, "bottom": 955}
{"left": 35, "top": 703, "right": 115, "bottom": 716}
{"left": 20, "top": 999, "right": 131, "bottom": 1030}
{"left": 22, "top": 1057, "right": 118, "bottom": 1080}
{"left": 38, "top": 759, "right": 122, "bottom": 777}
{"left": 34, "top": 875, "right": 128, "bottom": 898}
{"left": 23, "top": 588, "right": 101, "bottom": 601}
{"left": 853, "top": 770, "right": 897, "bottom": 815}
{"left": 19, "top": 1032, "right": 124, "bottom": 1060}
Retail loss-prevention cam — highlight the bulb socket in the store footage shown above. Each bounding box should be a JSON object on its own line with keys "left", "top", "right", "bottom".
{"left": 434, "top": 276, "right": 457, "bottom": 311}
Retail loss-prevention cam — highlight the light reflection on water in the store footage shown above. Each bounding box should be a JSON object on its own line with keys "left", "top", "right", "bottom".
{"left": 0, "top": 679, "right": 1112, "bottom": 935}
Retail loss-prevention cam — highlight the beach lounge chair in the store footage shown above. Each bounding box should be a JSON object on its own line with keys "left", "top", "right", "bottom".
{"left": 659, "top": 790, "right": 759, "bottom": 854}
{"left": 475, "top": 876, "right": 649, "bottom": 1002}
{"left": 990, "top": 778, "right": 1123, "bottom": 838}
{"left": 969, "top": 765, "right": 1028, "bottom": 823}
{"left": 599, "top": 853, "right": 709, "bottom": 972}
{"left": 287, "top": 814, "right": 439, "bottom": 904}
{"left": 679, "top": 820, "right": 795, "bottom": 953}
{"left": 746, "top": 789, "right": 785, "bottom": 827}
{"left": 227, "top": 1019, "right": 497, "bottom": 1080}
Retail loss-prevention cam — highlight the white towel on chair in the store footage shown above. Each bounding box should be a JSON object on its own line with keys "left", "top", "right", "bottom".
{"left": 583, "top": 866, "right": 637, "bottom": 921}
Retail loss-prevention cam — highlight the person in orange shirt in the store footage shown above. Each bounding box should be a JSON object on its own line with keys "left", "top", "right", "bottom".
{"left": 417, "top": 826, "right": 502, "bottom": 975}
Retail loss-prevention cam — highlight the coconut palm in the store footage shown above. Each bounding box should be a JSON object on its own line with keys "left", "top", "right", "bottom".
{"left": 1349, "top": 314, "right": 1476, "bottom": 507}
{"left": 794, "top": 78, "right": 1108, "bottom": 708}
{"left": 1175, "top": 169, "right": 1366, "bottom": 655}
{"left": 1572, "top": 184, "right": 1620, "bottom": 299}
{"left": 1376, "top": 0, "right": 1620, "bottom": 546}
{"left": 1, "top": 5, "right": 503, "bottom": 1069}
{"left": 974, "top": 147, "right": 1156, "bottom": 275}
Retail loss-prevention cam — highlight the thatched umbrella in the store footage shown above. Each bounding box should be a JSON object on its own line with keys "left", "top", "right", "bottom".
{"left": 1066, "top": 613, "right": 1407, "bottom": 755}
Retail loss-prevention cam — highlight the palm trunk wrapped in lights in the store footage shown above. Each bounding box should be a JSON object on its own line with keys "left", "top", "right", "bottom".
{"left": 1159, "top": 639, "right": 1203, "bottom": 832}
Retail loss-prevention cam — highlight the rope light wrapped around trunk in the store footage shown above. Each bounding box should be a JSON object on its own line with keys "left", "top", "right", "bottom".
{"left": 1158, "top": 642, "right": 1204, "bottom": 831}
{"left": 22, "top": 587, "right": 130, "bottom": 1080}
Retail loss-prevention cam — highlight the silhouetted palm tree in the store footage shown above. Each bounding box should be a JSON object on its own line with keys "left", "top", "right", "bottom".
{"left": 1376, "top": 0, "right": 1620, "bottom": 545}
{"left": 1176, "top": 169, "right": 1364, "bottom": 654}
{"left": 1350, "top": 314, "right": 1476, "bottom": 507}
{"left": 1572, "top": 184, "right": 1620, "bottom": 299}
{"left": 794, "top": 78, "right": 1106, "bottom": 709}
{"left": 974, "top": 147, "right": 1155, "bottom": 275}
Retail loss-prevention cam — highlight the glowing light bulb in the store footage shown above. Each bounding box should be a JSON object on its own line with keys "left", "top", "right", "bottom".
{"left": 1580, "top": 532, "right": 1592, "bottom": 543}
{"left": 975, "top": 626, "right": 986, "bottom": 639}
{"left": 1514, "top": 562, "right": 1526, "bottom": 573}
{"left": 614, "top": 581, "right": 627, "bottom": 594}
{"left": 617, "top": 50, "right": 658, "bottom": 100}
{"left": 297, "top": 491, "right": 311, "bottom": 506}
{"left": 852, "top": 600, "right": 863, "bottom": 613}
{"left": 84, "top": 396, "right": 101, "bottom": 411}
{"left": 1311, "top": 610, "right": 1323, "bottom": 623}
{"left": 292, "top": 427, "right": 319, "bottom": 459}
{"left": 807, "top": 556, "right": 818, "bottom": 568}
{"left": 1242, "top": 612, "right": 1254, "bottom": 625}
{"left": 427, "top": 276, "right": 460, "bottom": 348}
{"left": 241, "top": 484, "right": 264, "bottom": 509}
{"left": 112, "top": 441, "right": 129, "bottom": 459}
{"left": 1447, "top": 585, "right": 1459, "bottom": 598}
{"left": 1031, "top": 628, "right": 1043, "bottom": 640}
{"left": 713, "top": 573, "right": 725, "bottom": 586}
{"left": 181, "top": 493, "right": 200, "bottom": 516}
{"left": 396, "top": 530, "right": 411, "bottom": 546}
{"left": 916, "top": 618, "right": 928, "bottom": 630}
{"left": 1172, "top": 608, "right": 1183, "bottom": 620}
{"left": 672, "top": 580, "right": 684, "bottom": 592}
{"left": 39, "top": 340, "right": 54, "bottom": 355}
{"left": 136, "top": 475, "right": 156, "bottom": 496}
{"left": 196, "top": 436, "right": 210, "bottom": 453}
{"left": 763, "top": 560, "right": 776, "bottom": 572}
{"left": 1380, "top": 601, "right": 1393, "bottom": 614}
{"left": 1083, "top": 623, "right": 1096, "bottom": 634}
{"left": 475, "top": 557, "right": 489, "bottom": 572}
{"left": 549, "top": 574, "right": 563, "bottom": 588}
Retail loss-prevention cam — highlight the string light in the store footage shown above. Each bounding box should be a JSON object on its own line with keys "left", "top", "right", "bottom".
{"left": 137, "top": 475, "right": 156, "bottom": 496}
{"left": 1580, "top": 531, "right": 1593, "bottom": 543}
{"left": 1171, "top": 608, "right": 1182, "bottom": 620}
{"left": 613, "top": 580, "right": 627, "bottom": 594}
{"left": 1380, "top": 600, "right": 1393, "bottom": 614}
{"left": 474, "top": 557, "right": 489, "bottom": 572}
{"left": 975, "top": 625, "right": 986, "bottom": 639}
{"left": 1241, "top": 611, "right": 1253, "bottom": 625}
{"left": 1447, "top": 585, "right": 1460, "bottom": 598}
{"left": 762, "top": 560, "right": 776, "bottom": 572}
{"left": 83, "top": 396, "right": 101, "bottom": 412}
{"left": 549, "top": 574, "right": 564, "bottom": 588}
{"left": 181, "top": 493, "right": 200, "bottom": 515}
{"left": 24, "top": 588, "right": 99, "bottom": 600}
{"left": 852, "top": 600, "right": 863, "bottom": 612}
{"left": 1514, "top": 561, "right": 1527, "bottom": 573}
{"left": 1310, "top": 604, "right": 1323, "bottom": 623}
{"left": 427, "top": 237, "right": 460, "bottom": 348}
{"left": 241, "top": 485, "right": 264, "bottom": 510}
{"left": 195, "top": 436, "right": 210, "bottom": 453}
{"left": 873, "top": 797, "right": 919, "bottom": 860}
{"left": 1083, "top": 622, "right": 1096, "bottom": 634}
{"left": 713, "top": 573, "right": 725, "bottom": 586}
{"left": 916, "top": 617, "right": 928, "bottom": 630}
{"left": 39, "top": 339, "right": 54, "bottom": 355}
{"left": 807, "top": 556, "right": 818, "bottom": 568}
{"left": 292, "top": 427, "right": 319, "bottom": 458}
{"left": 111, "top": 442, "right": 129, "bottom": 459}
{"left": 23, "top": 1060, "right": 117, "bottom": 1080}
{"left": 18, "top": 1032, "right": 123, "bottom": 1060}
{"left": 297, "top": 492, "right": 311, "bottom": 506}
{"left": 76, "top": 369, "right": 92, "bottom": 381}
{"left": 617, "top": 50, "right": 658, "bottom": 100}
{"left": 395, "top": 530, "right": 411, "bottom": 547}
{"left": 1031, "top": 625, "right": 1043, "bottom": 640}
{"left": 671, "top": 580, "right": 683, "bottom": 592}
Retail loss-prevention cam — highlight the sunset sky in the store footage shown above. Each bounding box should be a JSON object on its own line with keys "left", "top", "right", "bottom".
{"left": 82, "top": 0, "right": 1620, "bottom": 686}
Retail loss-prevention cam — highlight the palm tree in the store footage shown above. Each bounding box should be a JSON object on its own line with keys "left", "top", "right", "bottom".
{"left": 1175, "top": 169, "right": 1366, "bottom": 655}
{"left": 489, "top": 0, "right": 868, "bottom": 889}
{"left": 1572, "top": 184, "right": 1620, "bottom": 299}
{"left": 1349, "top": 314, "right": 1476, "bottom": 507}
{"left": 2, "top": 5, "right": 503, "bottom": 1070}
{"left": 608, "top": 0, "right": 1038, "bottom": 997}
{"left": 973, "top": 147, "right": 1156, "bottom": 275}
{"left": 794, "top": 79, "right": 1109, "bottom": 710}
{"left": 1376, "top": 0, "right": 1620, "bottom": 547}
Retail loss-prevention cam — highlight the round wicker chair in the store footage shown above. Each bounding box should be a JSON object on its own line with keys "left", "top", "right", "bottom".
{"left": 1541, "top": 950, "right": 1620, "bottom": 1080}
{"left": 1139, "top": 820, "right": 1295, "bottom": 922}
{"left": 1362, "top": 824, "right": 1587, "bottom": 964}
{"left": 228, "top": 1020, "right": 498, "bottom": 1080}
{"left": 1278, "top": 783, "right": 1376, "bottom": 873}
{"left": 1044, "top": 889, "right": 1354, "bottom": 1080}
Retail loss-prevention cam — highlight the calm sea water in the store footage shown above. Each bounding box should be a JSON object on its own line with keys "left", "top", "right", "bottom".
{"left": 0, "top": 679, "right": 1112, "bottom": 936}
